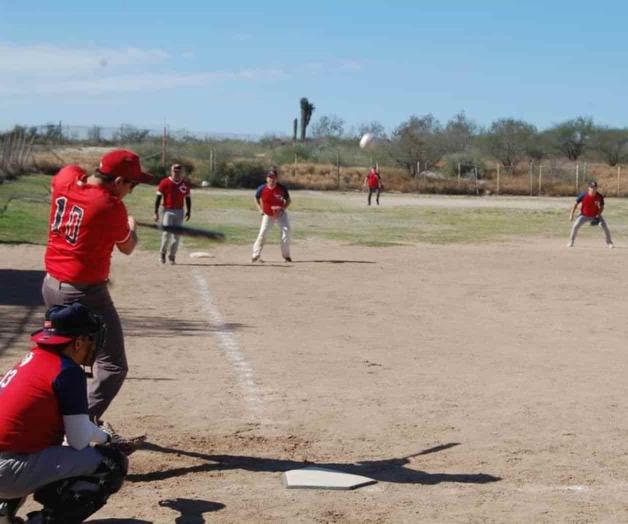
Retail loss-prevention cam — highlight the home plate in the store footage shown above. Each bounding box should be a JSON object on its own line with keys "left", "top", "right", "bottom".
{"left": 189, "top": 251, "right": 214, "bottom": 258}
{"left": 282, "top": 467, "right": 376, "bottom": 490}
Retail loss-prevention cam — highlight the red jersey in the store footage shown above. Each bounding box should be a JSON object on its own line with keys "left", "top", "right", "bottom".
{"left": 45, "top": 166, "right": 130, "bottom": 284}
{"left": 158, "top": 177, "right": 191, "bottom": 209}
{"left": 367, "top": 170, "right": 380, "bottom": 189}
{"left": 576, "top": 191, "right": 605, "bottom": 218}
{"left": 255, "top": 183, "right": 290, "bottom": 216}
{"left": 0, "top": 348, "right": 89, "bottom": 453}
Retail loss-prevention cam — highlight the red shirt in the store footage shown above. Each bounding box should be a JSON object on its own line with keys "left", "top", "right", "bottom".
{"left": 0, "top": 348, "right": 89, "bottom": 453}
{"left": 45, "top": 166, "right": 130, "bottom": 284}
{"left": 367, "top": 170, "right": 380, "bottom": 189}
{"left": 255, "top": 183, "right": 290, "bottom": 216}
{"left": 576, "top": 191, "right": 605, "bottom": 218}
{"left": 158, "top": 177, "right": 190, "bottom": 209}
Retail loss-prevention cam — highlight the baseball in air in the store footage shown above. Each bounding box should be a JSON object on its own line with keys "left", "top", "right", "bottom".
{"left": 359, "top": 133, "right": 375, "bottom": 150}
{"left": 201, "top": 180, "right": 210, "bottom": 188}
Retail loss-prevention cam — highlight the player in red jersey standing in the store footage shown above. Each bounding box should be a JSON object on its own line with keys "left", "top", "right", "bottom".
{"left": 41, "top": 149, "right": 152, "bottom": 424}
{"left": 252, "top": 168, "right": 292, "bottom": 263}
{"left": 154, "top": 163, "right": 191, "bottom": 264}
{"left": 0, "top": 304, "right": 132, "bottom": 523}
{"left": 364, "top": 166, "right": 382, "bottom": 206}
{"left": 568, "top": 181, "right": 614, "bottom": 248}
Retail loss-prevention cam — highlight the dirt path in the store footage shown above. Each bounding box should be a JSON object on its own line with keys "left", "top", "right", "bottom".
{"left": 2, "top": 237, "right": 628, "bottom": 522}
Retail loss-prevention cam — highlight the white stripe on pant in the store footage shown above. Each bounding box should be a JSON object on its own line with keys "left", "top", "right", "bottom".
{"left": 252, "top": 212, "right": 291, "bottom": 259}
{"left": 569, "top": 215, "right": 613, "bottom": 245}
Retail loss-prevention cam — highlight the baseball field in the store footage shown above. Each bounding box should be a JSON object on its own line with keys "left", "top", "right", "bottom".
{"left": 3, "top": 179, "right": 628, "bottom": 522}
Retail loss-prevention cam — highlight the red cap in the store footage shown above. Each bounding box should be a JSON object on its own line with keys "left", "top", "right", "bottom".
{"left": 99, "top": 149, "right": 152, "bottom": 184}
{"left": 31, "top": 319, "right": 74, "bottom": 346}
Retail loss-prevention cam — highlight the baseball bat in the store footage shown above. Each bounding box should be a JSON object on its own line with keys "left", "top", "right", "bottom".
{"left": 136, "top": 221, "right": 225, "bottom": 241}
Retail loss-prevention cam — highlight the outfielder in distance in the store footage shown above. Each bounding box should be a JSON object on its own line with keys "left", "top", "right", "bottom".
{"left": 364, "top": 165, "right": 382, "bottom": 206}
{"left": 154, "top": 163, "right": 192, "bottom": 265}
{"left": 252, "top": 168, "right": 292, "bottom": 263}
{"left": 568, "top": 181, "right": 614, "bottom": 248}
{"left": 42, "top": 149, "right": 152, "bottom": 424}
{"left": 0, "top": 304, "right": 131, "bottom": 523}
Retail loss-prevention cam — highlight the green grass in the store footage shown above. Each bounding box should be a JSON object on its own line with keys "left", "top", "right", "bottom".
{"left": 3, "top": 174, "right": 628, "bottom": 249}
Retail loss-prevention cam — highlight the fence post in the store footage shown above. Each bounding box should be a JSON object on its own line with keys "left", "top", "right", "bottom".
{"left": 538, "top": 164, "right": 543, "bottom": 195}
{"left": 293, "top": 153, "right": 297, "bottom": 177}
{"left": 416, "top": 161, "right": 420, "bottom": 179}
{"left": 474, "top": 167, "right": 479, "bottom": 195}
{"left": 576, "top": 163, "right": 579, "bottom": 193}
{"left": 618, "top": 165, "right": 621, "bottom": 197}
{"left": 496, "top": 163, "right": 500, "bottom": 194}
{"left": 529, "top": 162, "right": 533, "bottom": 196}
{"left": 209, "top": 148, "right": 214, "bottom": 176}
{"left": 336, "top": 151, "right": 340, "bottom": 189}
{"left": 457, "top": 162, "right": 461, "bottom": 186}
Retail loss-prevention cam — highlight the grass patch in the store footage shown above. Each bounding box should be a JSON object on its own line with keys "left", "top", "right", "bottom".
{"left": 3, "top": 174, "right": 628, "bottom": 249}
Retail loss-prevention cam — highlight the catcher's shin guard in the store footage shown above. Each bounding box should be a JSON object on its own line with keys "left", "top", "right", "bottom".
{"left": 32, "top": 446, "right": 128, "bottom": 523}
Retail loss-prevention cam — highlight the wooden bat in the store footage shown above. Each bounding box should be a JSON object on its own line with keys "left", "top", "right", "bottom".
{"left": 137, "top": 221, "right": 225, "bottom": 241}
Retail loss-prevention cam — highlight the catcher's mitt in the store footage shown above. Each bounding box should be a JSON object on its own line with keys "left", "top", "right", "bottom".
{"left": 590, "top": 217, "right": 601, "bottom": 226}
{"left": 101, "top": 421, "right": 146, "bottom": 456}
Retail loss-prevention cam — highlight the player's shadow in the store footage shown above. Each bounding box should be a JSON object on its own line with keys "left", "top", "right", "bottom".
{"left": 159, "top": 498, "right": 225, "bottom": 523}
{"left": 0, "top": 269, "right": 45, "bottom": 356}
{"left": 86, "top": 519, "right": 152, "bottom": 523}
{"left": 129, "top": 441, "right": 501, "bottom": 486}
{"left": 291, "top": 260, "right": 376, "bottom": 264}
{"left": 183, "top": 263, "right": 290, "bottom": 268}
{"left": 120, "top": 311, "right": 246, "bottom": 338}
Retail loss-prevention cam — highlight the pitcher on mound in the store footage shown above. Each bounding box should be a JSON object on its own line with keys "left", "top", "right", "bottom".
{"left": 252, "top": 168, "right": 292, "bottom": 263}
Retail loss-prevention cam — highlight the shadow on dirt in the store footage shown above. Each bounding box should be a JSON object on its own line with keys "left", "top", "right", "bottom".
{"left": 129, "top": 441, "right": 501, "bottom": 486}
{"left": 0, "top": 269, "right": 45, "bottom": 357}
{"left": 159, "top": 498, "right": 225, "bottom": 523}
{"left": 119, "top": 310, "right": 246, "bottom": 338}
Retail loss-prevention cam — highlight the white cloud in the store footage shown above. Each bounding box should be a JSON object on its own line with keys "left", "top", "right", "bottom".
{"left": 0, "top": 43, "right": 169, "bottom": 76}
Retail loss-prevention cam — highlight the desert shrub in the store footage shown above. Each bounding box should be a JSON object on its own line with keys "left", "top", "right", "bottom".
{"left": 210, "top": 161, "right": 267, "bottom": 189}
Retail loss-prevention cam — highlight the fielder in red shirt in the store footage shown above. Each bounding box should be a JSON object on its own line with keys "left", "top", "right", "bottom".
{"left": 252, "top": 168, "right": 292, "bottom": 262}
{"left": 154, "top": 163, "right": 192, "bottom": 264}
{"left": 568, "top": 181, "right": 614, "bottom": 248}
{"left": 364, "top": 166, "right": 382, "bottom": 206}
{"left": 42, "top": 149, "right": 152, "bottom": 423}
{"left": 0, "top": 304, "right": 132, "bottom": 523}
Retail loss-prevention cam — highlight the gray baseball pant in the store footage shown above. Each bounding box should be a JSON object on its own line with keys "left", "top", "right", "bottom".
{"left": 160, "top": 208, "right": 185, "bottom": 260}
{"left": 569, "top": 215, "right": 613, "bottom": 244}
{"left": 0, "top": 446, "right": 103, "bottom": 499}
{"left": 41, "top": 274, "right": 127, "bottom": 421}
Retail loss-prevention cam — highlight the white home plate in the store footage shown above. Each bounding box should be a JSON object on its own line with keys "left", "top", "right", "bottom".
{"left": 282, "top": 467, "right": 376, "bottom": 490}
{"left": 189, "top": 252, "right": 214, "bottom": 258}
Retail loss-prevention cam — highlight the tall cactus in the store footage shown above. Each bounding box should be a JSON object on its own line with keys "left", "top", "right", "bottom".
{"left": 299, "top": 97, "right": 315, "bottom": 142}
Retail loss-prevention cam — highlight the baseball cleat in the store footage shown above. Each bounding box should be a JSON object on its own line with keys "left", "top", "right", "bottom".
{"left": 608, "top": 243, "right": 615, "bottom": 248}
{"left": 169, "top": 257, "right": 176, "bottom": 265}
{"left": 251, "top": 255, "right": 260, "bottom": 263}
{"left": 567, "top": 242, "right": 574, "bottom": 247}
{"left": 160, "top": 252, "right": 166, "bottom": 264}
{"left": 284, "top": 257, "right": 292, "bottom": 262}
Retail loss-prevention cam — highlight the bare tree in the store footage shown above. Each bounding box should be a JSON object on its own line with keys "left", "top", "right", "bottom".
{"left": 114, "top": 124, "right": 150, "bottom": 143}
{"left": 299, "top": 97, "right": 315, "bottom": 141}
{"left": 311, "top": 114, "right": 345, "bottom": 138}
{"left": 482, "top": 118, "right": 536, "bottom": 172}
{"left": 356, "top": 121, "right": 387, "bottom": 139}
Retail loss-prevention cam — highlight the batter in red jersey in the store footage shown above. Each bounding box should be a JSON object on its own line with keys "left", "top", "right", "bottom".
{"left": 252, "top": 168, "right": 292, "bottom": 262}
{"left": 154, "top": 163, "right": 192, "bottom": 264}
{"left": 364, "top": 166, "right": 382, "bottom": 206}
{"left": 568, "top": 181, "right": 614, "bottom": 248}
{"left": 42, "top": 149, "right": 152, "bottom": 423}
{"left": 0, "top": 304, "right": 131, "bottom": 523}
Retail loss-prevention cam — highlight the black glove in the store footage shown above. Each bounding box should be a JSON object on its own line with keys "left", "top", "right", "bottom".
{"left": 590, "top": 218, "right": 600, "bottom": 226}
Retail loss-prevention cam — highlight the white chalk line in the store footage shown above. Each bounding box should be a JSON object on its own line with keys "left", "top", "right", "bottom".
{"left": 193, "top": 269, "right": 265, "bottom": 419}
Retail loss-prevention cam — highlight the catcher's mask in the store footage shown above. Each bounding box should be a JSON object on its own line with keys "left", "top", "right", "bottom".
{"left": 31, "top": 303, "right": 106, "bottom": 377}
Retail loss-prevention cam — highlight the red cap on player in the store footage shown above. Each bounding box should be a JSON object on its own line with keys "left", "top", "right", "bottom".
{"left": 99, "top": 149, "right": 152, "bottom": 184}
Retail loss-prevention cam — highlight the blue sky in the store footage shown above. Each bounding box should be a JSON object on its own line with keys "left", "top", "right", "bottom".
{"left": 0, "top": 0, "right": 626, "bottom": 135}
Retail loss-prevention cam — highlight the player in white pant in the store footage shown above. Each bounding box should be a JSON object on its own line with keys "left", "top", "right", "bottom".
{"left": 252, "top": 169, "right": 292, "bottom": 262}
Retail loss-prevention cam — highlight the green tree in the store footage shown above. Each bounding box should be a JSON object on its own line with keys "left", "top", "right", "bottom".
{"left": 443, "top": 111, "right": 477, "bottom": 153}
{"left": 311, "top": 114, "right": 345, "bottom": 138}
{"left": 547, "top": 117, "right": 594, "bottom": 161}
{"left": 482, "top": 118, "right": 536, "bottom": 171}
{"left": 390, "top": 114, "right": 446, "bottom": 176}
{"left": 590, "top": 127, "right": 628, "bottom": 166}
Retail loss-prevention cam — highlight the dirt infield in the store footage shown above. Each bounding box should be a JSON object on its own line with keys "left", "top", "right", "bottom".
{"left": 2, "top": 231, "right": 628, "bottom": 522}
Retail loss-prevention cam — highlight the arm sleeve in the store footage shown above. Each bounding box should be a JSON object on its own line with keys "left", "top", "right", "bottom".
{"left": 53, "top": 365, "right": 89, "bottom": 416}
{"left": 575, "top": 192, "right": 586, "bottom": 203}
{"left": 281, "top": 185, "right": 291, "bottom": 201}
{"left": 599, "top": 195, "right": 605, "bottom": 207}
{"left": 156, "top": 178, "right": 166, "bottom": 195}
{"left": 112, "top": 202, "right": 131, "bottom": 244}
{"left": 63, "top": 414, "right": 110, "bottom": 450}
{"left": 255, "top": 185, "right": 265, "bottom": 200}
{"left": 155, "top": 194, "right": 162, "bottom": 214}
{"left": 185, "top": 196, "right": 192, "bottom": 212}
